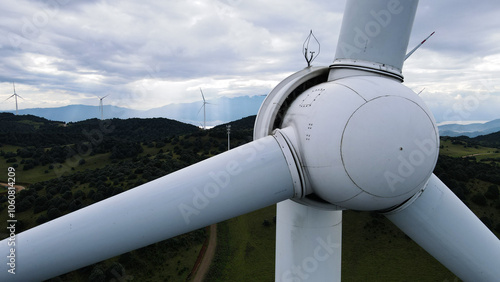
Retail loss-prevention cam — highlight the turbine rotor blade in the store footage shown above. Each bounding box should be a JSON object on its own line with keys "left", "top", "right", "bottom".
{"left": 200, "top": 88, "right": 206, "bottom": 102}
{"left": 331, "top": 0, "right": 418, "bottom": 80}
{"left": 3, "top": 94, "right": 15, "bottom": 102}
{"left": 0, "top": 134, "right": 302, "bottom": 281}
{"left": 385, "top": 173, "right": 500, "bottom": 281}
{"left": 276, "top": 200, "right": 342, "bottom": 282}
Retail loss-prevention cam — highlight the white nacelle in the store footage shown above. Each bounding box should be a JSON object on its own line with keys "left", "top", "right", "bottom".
{"left": 281, "top": 74, "right": 439, "bottom": 211}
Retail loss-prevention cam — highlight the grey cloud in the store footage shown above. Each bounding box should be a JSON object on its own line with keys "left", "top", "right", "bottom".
{"left": 0, "top": 0, "right": 499, "bottom": 123}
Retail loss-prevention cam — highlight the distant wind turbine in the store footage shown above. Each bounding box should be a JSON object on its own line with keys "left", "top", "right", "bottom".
{"left": 198, "top": 88, "right": 211, "bottom": 130}
{"left": 98, "top": 94, "right": 110, "bottom": 120}
{"left": 4, "top": 82, "right": 24, "bottom": 115}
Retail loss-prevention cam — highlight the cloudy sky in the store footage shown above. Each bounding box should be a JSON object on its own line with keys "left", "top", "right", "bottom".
{"left": 0, "top": 0, "right": 499, "bottom": 123}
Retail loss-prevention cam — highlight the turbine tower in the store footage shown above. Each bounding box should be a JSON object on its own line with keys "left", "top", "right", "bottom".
{"left": 1, "top": 1, "right": 500, "bottom": 281}
{"left": 98, "top": 94, "right": 109, "bottom": 120}
{"left": 198, "top": 88, "right": 210, "bottom": 129}
{"left": 4, "top": 82, "right": 23, "bottom": 115}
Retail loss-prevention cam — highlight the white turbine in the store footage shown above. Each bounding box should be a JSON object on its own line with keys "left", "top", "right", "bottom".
{"left": 227, "top": 124, "right": 231, "bottom": 151}
{"left": 198, "top": 88, "right": 211, "bottom": 130}
{"left": 4, "top": 82, "right": 23, "bottom": 115}
{"left": 98, "top": 94, "right": 109, "bottom": 120}
{"left": 1, "top": 1, "right": 499, "bottom": 281}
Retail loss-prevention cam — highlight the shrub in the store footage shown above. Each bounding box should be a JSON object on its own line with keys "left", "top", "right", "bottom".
{"left": 471, "top": 193, "right": 487, "bottom": 206}
{"left": 485, "top": 185, "right": 499, "bottom": 200}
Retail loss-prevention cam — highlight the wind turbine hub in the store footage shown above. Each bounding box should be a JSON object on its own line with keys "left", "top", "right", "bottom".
{"left": 281, "top": 74, "right": 439, "bottom": 211}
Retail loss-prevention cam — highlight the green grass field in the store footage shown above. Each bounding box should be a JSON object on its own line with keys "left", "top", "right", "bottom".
{"left": 341, "top": 211, "right": 457, "bottom": 281}
{"left": 205, "top": 206, "right": 458, "bottom": 282}
{"left": 440, "top": 139, "right": 500, "bottom": 161}
{"left": 206, "top": 205, "right": 277, "bottom": 282}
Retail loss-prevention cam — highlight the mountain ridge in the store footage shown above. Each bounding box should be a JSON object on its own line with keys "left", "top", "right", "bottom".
{"left": 1, "top": 95, "right": 266, "bottom": 125}
{"left": 438, "top": 119, "right": 500, "bottom": 137}
{"left": 3, "top": 97, "right": 499, "bottom": 138}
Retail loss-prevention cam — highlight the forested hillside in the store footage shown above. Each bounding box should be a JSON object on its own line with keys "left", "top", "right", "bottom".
{"left": 0, "top": 113, "right": 200, "bottom": 147}
{"left": 447, "top": 131, "right": 500, "bottom": 149}
{"left": 436, "top": 136, "right": 500, "bottom": 235}
{"left": 0, "top": 114, "right": 255, "bottom": 281}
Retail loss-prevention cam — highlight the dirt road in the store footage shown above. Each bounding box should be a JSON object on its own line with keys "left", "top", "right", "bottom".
{"left": 191, "top": 224, "right": 217, "bottom": 282}
{"left": 0, "top": 183, "right": 25, "bottom": 192}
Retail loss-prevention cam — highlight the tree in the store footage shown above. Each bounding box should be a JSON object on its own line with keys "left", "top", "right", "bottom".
{"left": 74, "top": 190, "right": 86, "bottom": 200}
{"left": 36, "top": 214, "right": 48, "bottom": 225}
{"left": 17, "top": 198, "right": 33, "bottom": 212}
{"left": 485, "top": 185, "right": 499, "bottom": 200}
{"left": 34, "top": 196, "right": 48, "bottom": 214}
{"left": 6, "top": 157, "right": 17, "bottom": 163}
{"left": 105, "top": 262, "right": 126, "bottom": 280}
{"left": 47, "top": 207, "right": 62, "bottom": 220}
{"left": 63, "top": 190, "right": 73, "bottom": 200}
{"left": 88, "top": 266, "right": 105, "bottom": 282}
{"left": 471, "top": 193, "right": 487, "bottom": 206}
{"left": 68, "top": 199, "right": 83, "bottom": 212}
